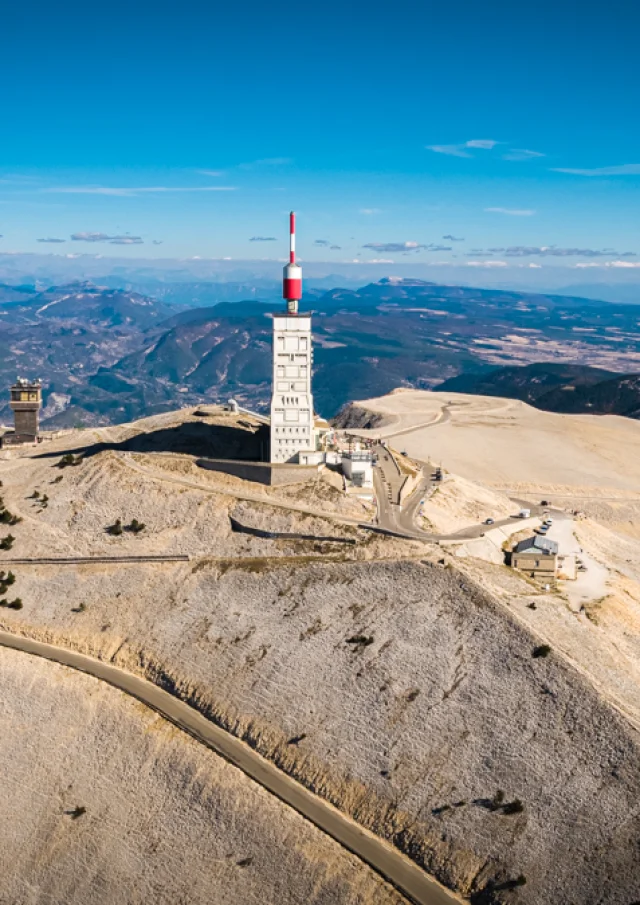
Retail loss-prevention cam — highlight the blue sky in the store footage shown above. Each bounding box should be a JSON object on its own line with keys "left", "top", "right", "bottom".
{"left": 1, "top": 0, "right": 639, "bottom": 277}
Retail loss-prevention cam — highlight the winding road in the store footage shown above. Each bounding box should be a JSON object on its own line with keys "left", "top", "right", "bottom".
{"left": 0, "top": 629, "right": 461, "bottom": 905}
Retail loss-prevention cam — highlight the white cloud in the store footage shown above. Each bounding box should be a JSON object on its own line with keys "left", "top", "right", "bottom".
{"left": 44, "top": 185, "right": 237, "bottom": 196}
{"left": 367, "top": 258, "right": 395, "bottom": 263}
{"left": 427, "top": 139, "right": 498, "bottom": 157}
{"left": 426, "top": 144, "right": 472, "bottom": 158}
{"left": 503, "top": 148, "right": 546, "bottom": 161}
{"left": 484, "top": 207, "right": 536, "bottom": 216}
{"left": 360, "top": 208, "right": 381, "bottom": 215}
{"left": 196, "top": 169, "right": 225, "bottom": 177}
{"left": 552, "top": 164, "right": 640, "bottom": 176}
{"left": 466, "top": 139, "right": 498, "bottom": 149}
{"left": 466, "top": 260, "right": 508, "bottom": 268}
{"left": 526, "top": 263, "right": 542, "bottom": 268}
{"left": 573, "top": 261, "right": 640, "bottom": 269}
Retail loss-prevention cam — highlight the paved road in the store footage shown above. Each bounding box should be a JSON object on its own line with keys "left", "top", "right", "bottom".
{"left": 0, "top": 630, "right": 461, "bottom": 905}
{"left": 1, "top": 555, "right": 190, "bottom": 565}
{"left": 122, "top": 447, "right": 547, "bottom": 548}
{"left": 120, "top": 454, "right": 365, "bottom": 528}
{"left": 372, "top": 444, "right": 555, "bottom": 544}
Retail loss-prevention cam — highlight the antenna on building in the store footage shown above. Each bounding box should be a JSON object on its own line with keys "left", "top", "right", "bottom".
{"left": 282, "top": 211, "right": 302, "bottom": 315}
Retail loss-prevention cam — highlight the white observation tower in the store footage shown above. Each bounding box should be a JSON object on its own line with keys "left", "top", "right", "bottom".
{"left": 270, "top": 212, "right": 315, "bottom": 463}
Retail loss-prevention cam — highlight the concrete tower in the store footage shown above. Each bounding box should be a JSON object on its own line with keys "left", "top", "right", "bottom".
{"left": 10, "top": 378, "right": 42, "bottom": 443}
{"left": 270, "top": 213, "right": 315, "bottom": 463}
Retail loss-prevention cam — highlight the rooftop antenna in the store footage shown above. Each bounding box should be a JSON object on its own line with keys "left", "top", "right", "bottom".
{"left": 283, "top": 211, "right": 302, "bottom": 315}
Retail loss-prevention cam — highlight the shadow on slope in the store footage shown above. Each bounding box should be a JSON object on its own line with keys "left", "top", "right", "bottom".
{"left": 35, "top": 420, "right": 269, "bottom": 462}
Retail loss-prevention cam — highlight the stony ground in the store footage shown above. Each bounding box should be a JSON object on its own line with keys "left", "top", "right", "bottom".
{"left": 2, "top": 404, "right": 640, "bottom": 904}
{"left": 0, "top": 646, "right": 408, "bottom": 905}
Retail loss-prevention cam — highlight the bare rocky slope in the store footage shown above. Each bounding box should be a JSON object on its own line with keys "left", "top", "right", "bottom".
{"left": 2, "top": 406, "right": 640, "bottom": 904}
{"left": 0, "top": 646, "right": 407, "bottom": 905}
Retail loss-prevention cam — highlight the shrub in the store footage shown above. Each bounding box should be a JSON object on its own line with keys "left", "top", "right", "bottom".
{"left": 0, "top": 534, "right": 15, "bottom": 551}
{"left": 58, "top": 453, "right": 82, "bottom": 469}
{"left": 346, "top": 634, "right": 374, "bottom": 648}
{"left": 127, "top": 518, "right": 146, "bottom": 534}
{"left": 107, "top": 518, "right": 123, "bottom": 536}
{"left": 533, "top": 644, "right": 551, "bottom": 658}
{"left": 0, "top": 598, "right": 22, "bottom": 610}
{"left": 502, "top": 798, "right": 524, "bottom": 815}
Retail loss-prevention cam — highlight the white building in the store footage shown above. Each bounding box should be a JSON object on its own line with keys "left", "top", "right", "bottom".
{"left": 270, "top": 313, "right": 316, "bottom": 463}
{"left": 341, "top": 450, "right": 374, "bottom": 488}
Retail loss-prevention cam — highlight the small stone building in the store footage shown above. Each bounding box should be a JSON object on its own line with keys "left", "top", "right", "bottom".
{"left": 512, "top": 535, "right": 559, "bottom": 577}
{"left": 1, "top": 378, "right": 43, "bottom": 447}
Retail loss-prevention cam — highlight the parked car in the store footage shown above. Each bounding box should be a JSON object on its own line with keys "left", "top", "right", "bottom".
{"left": 484, "top": 518, "right": 495, "bottom": 525}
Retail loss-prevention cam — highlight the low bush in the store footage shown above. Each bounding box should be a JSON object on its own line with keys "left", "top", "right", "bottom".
{"left": 533, "top": 644, "right": 552, "bottom": 658}
{"left": 0, "top": 598, "right": 22, "bottom": 610}
{"left": 0, "top": 534, "right": 15, "bottom": 551}
{"left": 58, "top": 453, "right": 82, "bottom": 468}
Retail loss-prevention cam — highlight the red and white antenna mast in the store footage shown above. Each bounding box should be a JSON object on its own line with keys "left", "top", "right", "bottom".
{"left": 283, "top": 211, "right": 302, "bottom": 314}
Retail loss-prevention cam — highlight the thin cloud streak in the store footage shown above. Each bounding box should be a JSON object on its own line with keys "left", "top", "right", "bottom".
{"left": 485, "top": 207, "right": 536, "bottom": 216}
{"left": 43, "top": 185, "right": 237, "bottom": 196}
{"left": 477, "top": 245, "right": 637, "bottom": 258}
{"left": 427, "top": 139, "right": 498, "bottom": 157}
{"left": 552, "top": 163, "right": 640, "bottom": 176}
{"left": 503, "top": 148, "right": 546, "bottom": 161}
{"left": 71, "top": 232, "right": 143, "bottom": 244}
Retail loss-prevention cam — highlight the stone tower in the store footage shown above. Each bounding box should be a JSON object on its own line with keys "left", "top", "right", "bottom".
{"left": 10, "top": 378, "right": 42, "bottom": 443}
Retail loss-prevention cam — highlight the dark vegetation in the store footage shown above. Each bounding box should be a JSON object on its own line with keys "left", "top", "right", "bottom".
{"left": 0, "top": 534, "right": 15, "bottom": 551}
{"left": 107, "top": 517, "right": 145, "bottom": 535}
{"left": 345, "top": 634, "right": 374, "bottom": 651}
{"left": 65, "top": 805, "right": 87, "bottom": 820}
{"left": 437, "top": 363, "right": 640, "bottom": 419}
{"left": 0, "top": 598, "right": 22, "bottom": 610}
{"left": 0, "top": 497, "right": 22, "bottom": 526}
{"left": 532, "top": 644, "right": 552, "bottom": 658}
{"left": 58, "top": 453, "right": 82, "bottom": 468}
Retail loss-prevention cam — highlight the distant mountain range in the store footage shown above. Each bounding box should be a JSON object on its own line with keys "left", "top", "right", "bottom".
{"left": 437, "top": 363, "right": 640, "bottom": 419}
{"left": 0, "top": 278, "right": 639, "bottom": 427}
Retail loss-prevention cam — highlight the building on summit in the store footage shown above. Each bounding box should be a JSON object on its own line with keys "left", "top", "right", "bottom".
{"left": 270, "top": 213, "right": 317, "bottom": 464}
{"left": 1, "top": 378, "right": 43, "bottom": 447}
{"left": 512, "top": 534, "right": 559, "bottom": 578}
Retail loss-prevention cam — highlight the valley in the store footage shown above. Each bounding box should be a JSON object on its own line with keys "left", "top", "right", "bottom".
{"left": 1, "top": 279, "right": 639, "bottom": 430}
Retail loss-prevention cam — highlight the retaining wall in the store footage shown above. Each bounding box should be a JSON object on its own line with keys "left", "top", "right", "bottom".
{"left": 197, "top": 458, "right": 320, "bottom": 487}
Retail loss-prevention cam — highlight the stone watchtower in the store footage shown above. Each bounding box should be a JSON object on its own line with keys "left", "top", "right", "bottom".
{"left": 10, "top": 378, "right": 43, "bottom": 443}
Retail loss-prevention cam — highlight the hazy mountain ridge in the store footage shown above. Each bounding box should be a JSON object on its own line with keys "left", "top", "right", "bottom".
{"left": 436, "top": 363, "right": 640, "bottom": 419}
{"left": 1, "top": 278, "right": 640, "bottom": 428}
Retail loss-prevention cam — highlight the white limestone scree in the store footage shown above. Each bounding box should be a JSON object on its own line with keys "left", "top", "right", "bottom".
{"left": 270, "top": 314, "right": 315, "bottom": 463}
